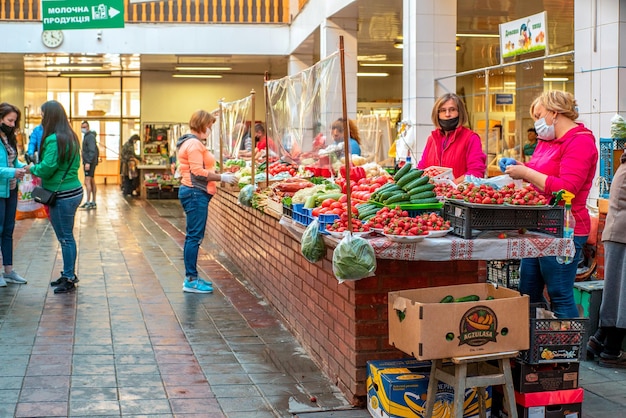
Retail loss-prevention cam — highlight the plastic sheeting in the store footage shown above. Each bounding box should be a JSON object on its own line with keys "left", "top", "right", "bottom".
{"left": 264, "top": 52, "right": 345, "bottom": 168}
{"left": 356, "top": 114, "right": 394, "bottom": 165}
{"left": 219, "top": 95, "right": 254, "bottom": 160}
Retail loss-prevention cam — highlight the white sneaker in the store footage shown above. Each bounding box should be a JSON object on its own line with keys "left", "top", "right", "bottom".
{"left": 0, "top": 276, "right": 6, "bottom": 287}
{"left": 3, "top": 271, "right": 27, "bottom": 284}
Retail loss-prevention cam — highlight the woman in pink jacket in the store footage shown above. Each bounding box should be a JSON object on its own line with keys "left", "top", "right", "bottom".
{"left": 417, "top": 93, "right": 486, "bottom": 183}
{"left": 506, "top": 90, "right": 598, "bottom": 318}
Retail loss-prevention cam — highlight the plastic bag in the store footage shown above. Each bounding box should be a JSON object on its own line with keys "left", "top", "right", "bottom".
{"left": 464, "top": 174, "right": 522, "bottom": 190}
{"left": 332, "top": 233, "right": 376, "bottom": 283}
{"left": 610, "top": 114, "right": 626, "bottom": 138}
{"left": 238, "top": 184, "right": 255, "bottom": 207}
{"left": 16, "top": 174, "right": 48, "bottom": 220}
{"left": 301, "top": 219, "right": 326, "bottom": 263}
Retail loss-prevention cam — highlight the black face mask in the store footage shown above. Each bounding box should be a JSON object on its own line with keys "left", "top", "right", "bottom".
{"left": 438, "top": 116, "right": 459, "bottom": 132}
{"left": 0, "top": 123, "right": 14, "bottom": 136}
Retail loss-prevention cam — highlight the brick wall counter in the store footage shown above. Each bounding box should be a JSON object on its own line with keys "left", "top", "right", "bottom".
{"left": 207, "top": 190, "right": 486, "bottom": 405}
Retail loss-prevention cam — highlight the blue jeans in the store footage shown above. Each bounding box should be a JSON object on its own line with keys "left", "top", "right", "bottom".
{"left": 0, "top": 188, "right": 18, "bottom": 266}
{"left": 48, "top": 191, "right": 83, "bottom": 279}
{"left": 519, "top": 235, "right": 587, "bottom": 318}
{"left": 179, "top": 185, "right": 212, "bottom": 279}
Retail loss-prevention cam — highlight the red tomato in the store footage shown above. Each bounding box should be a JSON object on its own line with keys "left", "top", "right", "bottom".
{"left": 312, "top": 208, "right": 321, "bottom": 217}
{"left": 339, "top": 194, "right": 348, "bottom": 203}
{"left": 321, "top": 198, "right": 335, "bottom": 208}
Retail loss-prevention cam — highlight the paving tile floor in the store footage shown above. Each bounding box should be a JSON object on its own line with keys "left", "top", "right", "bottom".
{"left": 0, "top": 185, "right": 625, "bottom": 417}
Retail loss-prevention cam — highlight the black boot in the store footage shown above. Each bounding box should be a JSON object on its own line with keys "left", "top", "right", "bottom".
{"left": 53, "top": 278, "right": 76, "bottom": 294}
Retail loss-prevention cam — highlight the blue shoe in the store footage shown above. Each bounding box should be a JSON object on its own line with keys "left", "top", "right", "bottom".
{"left": 183, "top": 279, "right": 213, "bottom": 294}
{"left": 198, "top": 277, "right": 213, "bottom": 286}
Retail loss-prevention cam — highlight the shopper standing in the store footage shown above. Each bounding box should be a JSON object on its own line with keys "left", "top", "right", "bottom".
{"left": 27, "top": 122, "right": 43, "bottom": 163}
{"left": 26, "top": 100, "right": 83, "bottom": 294}
{"left": 120, "top": 134, "right": 141, "bottom": 196}
{"left": 586, "top": 149, "right": 626, "bottom": 367}
{"left": 80, "top": 120, "right": 99, "bottom": 209}
{"left": 505, "top": 90, "right": 598, "bottom": 318}
{"left": 0, "top": 102, "right": 28, "bottom": 287}
{"left": 417, "top": 93, "right": 487, "bottom": 184}
{"left": 176, "top": 110, "right": 237, "bottom": 293}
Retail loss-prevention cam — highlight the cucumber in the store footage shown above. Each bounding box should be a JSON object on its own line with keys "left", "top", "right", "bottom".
{"left": 393, "top": 162, "right": 412, "bottom": 182}
{"left": 379, "top": 189, "right": 404, "bottom": 202}
{"left": 409, "top": 191, "right": 436, "bottom": 200}
{"left": 408, "top": 197, "right": 440, "bottom": 205}
{"left": 407, "top": 183, "right": 436, "bottom": 196}
{"left": 396, "top": 170, "right": 423, "bottom": 188}
{"left": 403, "top": 175, "right": 429, "bottom": 191}
{"left": 314, "top": 193, "right": 343, "bottom": 205}
{"left": 440, "top": 295, "right": 454, "bottom": 303}
{"left": 454, "top": 294, "right": 480, "bottom": 303}
{"left": 373, "top": 182, "right": 396, "bottom": 195}
{"left": 384, "top": 193, "right": 411, "bottom": 205}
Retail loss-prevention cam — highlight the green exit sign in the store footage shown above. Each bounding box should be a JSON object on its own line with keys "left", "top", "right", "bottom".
{"left": 42, "top": 0, "right": 125, "bottom": 30}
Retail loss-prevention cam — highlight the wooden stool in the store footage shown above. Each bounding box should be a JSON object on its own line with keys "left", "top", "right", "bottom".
{"left": 424, "top": 351, "right": 518, "bottom": 418}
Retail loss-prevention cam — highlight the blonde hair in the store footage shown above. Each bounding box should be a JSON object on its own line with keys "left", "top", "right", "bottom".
{"left": 529, "top": 91, "right": 579, "bottom": 121}
{"left": 189, "top": 110, "right": 216, "bottom": 133}
{"left": 331, "top": 118, "right": 361, "bottom": 144}
{"left": 431, "top": 93, "right": 469, "bottom": 129}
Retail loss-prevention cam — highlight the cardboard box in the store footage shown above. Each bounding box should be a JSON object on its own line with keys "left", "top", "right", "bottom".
{"left": 388, "top": 283, "right": 530, "bottom": 360}
{"left": 511, "top": 360, "right": 579, "bottom": 393}
{"left": 492, "top": 388, "right": 583, "bottom": 418}
{"left": 366, "top": 358, "right": 492, "bottom": 418}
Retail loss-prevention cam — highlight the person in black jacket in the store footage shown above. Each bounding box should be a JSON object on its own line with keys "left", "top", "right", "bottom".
{"left": 80, "top": 121, "right": 99, "bottom": 209}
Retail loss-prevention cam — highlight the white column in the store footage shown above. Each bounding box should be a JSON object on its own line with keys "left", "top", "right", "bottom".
{"left": 320, "top": 17, "right": 358, "bottom": 119}
{"left": 402, "top": 0, "right": 457, "bottom": 162}
{"left": 574, "top": 0, "right": 625, "bottom": 203}
{"left": 288, "top": 54, "right": 312, "bottom": 76}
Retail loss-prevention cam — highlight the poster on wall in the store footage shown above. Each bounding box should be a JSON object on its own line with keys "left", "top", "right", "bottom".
{"left": 499, "top": 11, "right": 548, "bottom": 62}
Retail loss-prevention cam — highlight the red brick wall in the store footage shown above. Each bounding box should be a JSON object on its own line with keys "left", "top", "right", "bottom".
{"left": 208, "top": 190, "right": 486, "bottom": 405}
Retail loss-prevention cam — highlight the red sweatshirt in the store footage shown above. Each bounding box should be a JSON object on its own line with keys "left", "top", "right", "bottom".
{"left": 526, "top": 123, "right": 598, "bottom": 236}
{"left": 417, "top": 126, "right": 486, "bottom": 179}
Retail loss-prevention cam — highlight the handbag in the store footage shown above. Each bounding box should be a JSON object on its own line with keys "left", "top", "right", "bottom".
{"left": 31, "top": 153, "right": 76, "bottom": 207}
{"left": 32, "top": 186, "right": 57, "bottom": 206}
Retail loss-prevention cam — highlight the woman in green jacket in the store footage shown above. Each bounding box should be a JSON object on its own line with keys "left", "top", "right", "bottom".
{"left": 0, "top": 102, "right": 27, "bottom": 287}
{"left": 26, "top": 100, "right": 83, "bottom": 294}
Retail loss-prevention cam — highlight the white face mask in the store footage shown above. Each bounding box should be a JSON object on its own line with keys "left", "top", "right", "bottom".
{"left": 81, "top": 128, "right": 88, "bottom": 134}
{"left": 534, "top": 117, "right": 556, "bottom": 141}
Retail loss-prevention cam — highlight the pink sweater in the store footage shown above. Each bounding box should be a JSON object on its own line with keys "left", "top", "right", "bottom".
{"left": 417, "top": 126, "right": 486, "bottom": 179}
{"left": 526, "top": 124, "right": 598, "bottom": 236}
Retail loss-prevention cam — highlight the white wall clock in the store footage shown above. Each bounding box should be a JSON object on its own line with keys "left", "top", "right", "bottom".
{"left": 42, "top": 30, "right": 64, "bottom": 48}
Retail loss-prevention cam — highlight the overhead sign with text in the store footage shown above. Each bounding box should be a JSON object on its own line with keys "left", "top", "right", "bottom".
{"left": 499, "top": 11, "right": 547, "bottom": 62}
{"left": 42, "top": 0, "right": 125, "bottom": 30}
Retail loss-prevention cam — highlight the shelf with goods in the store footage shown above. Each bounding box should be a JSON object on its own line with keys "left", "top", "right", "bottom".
{"left": 139, "top": 122, "right": 186, "bottom": 198}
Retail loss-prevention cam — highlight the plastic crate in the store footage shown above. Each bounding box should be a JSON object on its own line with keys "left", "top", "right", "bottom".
{"left": 283, "top": 203, "right": 293, "bottom": 218}
{"left": 487, "top": 260, "right": 520, "bottom": 290}
{"left": 318, "top": 213, "right": 340, "bottom": 234}
{"left": 159, "top": 187, "right": 179, "bottom": 199}
{"left": 520, "top": 305, "right": 588, "bottom": 364}
{"left": 443, "top": 200, "right": 564, "bottom": 239}
{"left": 146, "top": 187, "right": 160, "bottom": 199}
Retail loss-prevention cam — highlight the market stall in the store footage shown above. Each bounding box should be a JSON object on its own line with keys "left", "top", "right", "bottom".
{"left": 200, "top": 40, "right": 578, "bottom": 406}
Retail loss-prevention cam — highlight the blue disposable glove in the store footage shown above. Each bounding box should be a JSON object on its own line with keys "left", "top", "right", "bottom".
{"left": 499, "top": 158, "right": 517, "bottom": 173}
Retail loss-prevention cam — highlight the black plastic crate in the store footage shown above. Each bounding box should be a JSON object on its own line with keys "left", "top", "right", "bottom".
{"left": 487, "top": 260, "right": 520, "bottom": 290}
{"left": 520, "top": 305, "right": 588, "bottom": 364}
{"left": 443, "top": 200, "right": 564, "bottom": 239}
{"left": 146, "top": 187, "right": 160, "bottom": 199}
{"left": 283, "top": 203, "right": 293, "bottom": 218}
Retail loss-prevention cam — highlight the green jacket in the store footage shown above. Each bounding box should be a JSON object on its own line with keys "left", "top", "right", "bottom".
{"left": 30, "top": 134, "right": 82, "bottom": 192}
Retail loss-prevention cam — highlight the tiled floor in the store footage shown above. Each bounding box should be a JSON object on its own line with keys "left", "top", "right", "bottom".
{"left": 1, "top": 185, "right": 625, "bottom": 417}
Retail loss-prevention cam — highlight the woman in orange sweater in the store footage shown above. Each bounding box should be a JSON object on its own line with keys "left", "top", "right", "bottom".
{"left": 176, "top": 110, "right": 237, "bottom": 293}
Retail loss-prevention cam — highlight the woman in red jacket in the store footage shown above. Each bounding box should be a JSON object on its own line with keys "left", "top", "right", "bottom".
{"left": 417, "top": 93, "right": 486, "bottom": 183}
